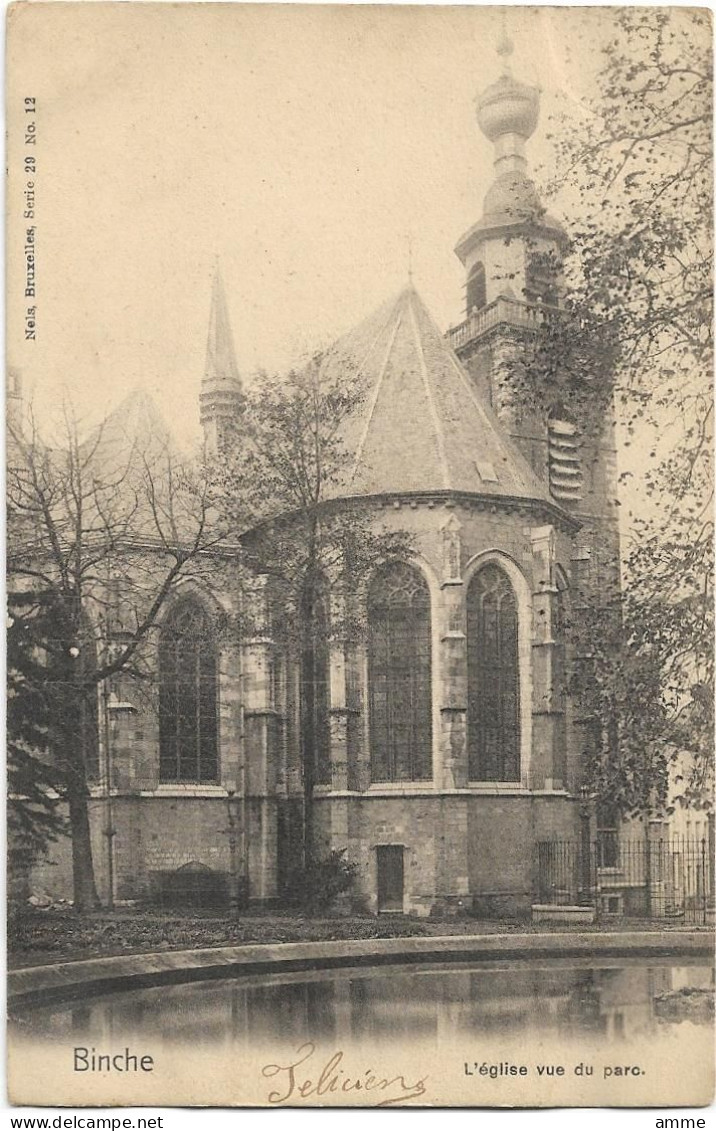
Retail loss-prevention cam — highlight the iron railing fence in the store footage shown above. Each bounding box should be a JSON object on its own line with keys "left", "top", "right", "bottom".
{"left": 535, "top": 837, "right": 713, "bottom": 925}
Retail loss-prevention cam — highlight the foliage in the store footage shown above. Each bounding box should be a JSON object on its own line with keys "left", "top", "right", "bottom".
{"left": 568, "top": 596, "right": 671, "bottom": 817}
{"left": 544, "top": 8, "right": 713, "bottom": 811}
{"left": 281, "top": 849, "right": 359, "bottom": 915}
{"left": 524, "top": 253, "right": 621, "bottom": 434}
{"left": 7, "top": 588, "right": 69, "bottom": 861}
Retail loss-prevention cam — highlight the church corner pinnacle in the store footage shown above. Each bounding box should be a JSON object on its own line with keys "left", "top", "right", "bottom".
{"left": 203, "top": 264, "right": 241, "bottom": 392}
{"left": 200, "top": 263, "right": 243, "bottom": 453}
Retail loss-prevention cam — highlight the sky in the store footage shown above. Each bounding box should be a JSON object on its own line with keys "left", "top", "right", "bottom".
{"left": 6, "top": 4, "right": 611, "bottom": 448}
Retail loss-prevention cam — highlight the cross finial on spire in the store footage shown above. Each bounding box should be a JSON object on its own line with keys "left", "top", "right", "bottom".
{"left": 407, "top": 234, "right": 414, "bottom": 283}
{"left": 497, "top": 10, "right": 514, "bottom": 76}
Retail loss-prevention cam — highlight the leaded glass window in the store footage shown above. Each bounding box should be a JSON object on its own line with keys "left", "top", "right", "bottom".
{"left": 368, "top": 563, "right": 432, "bottom": 782}
{"left": 159, "top": 601, "right": 219, "bottom": 783}
{"left": 467, "top": 564, "right": 520, "bottom": 781}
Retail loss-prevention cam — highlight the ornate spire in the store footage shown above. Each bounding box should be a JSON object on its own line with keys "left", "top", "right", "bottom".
{"left": 472, "top": 30, "right": 542, "bottom": 225}
{"left": 478, "top": 52, "right": 538, "bottom": 171}
{"left": 454, "top": 26, "right": 566, "bottom": 290}
{"left": 204, "top": 263, "right": 240, "bottom": 389}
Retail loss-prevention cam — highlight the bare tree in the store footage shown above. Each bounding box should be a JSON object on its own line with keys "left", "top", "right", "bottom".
{"left": 216, "top": 357, "right": 411, "bottom": 877}
{"left": 7, "top": 398, "right": 235, "bottom": 910}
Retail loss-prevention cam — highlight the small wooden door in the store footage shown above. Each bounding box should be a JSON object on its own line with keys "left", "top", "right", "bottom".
{"left": 377, "top": 845, "right": 404, "bottom": 912}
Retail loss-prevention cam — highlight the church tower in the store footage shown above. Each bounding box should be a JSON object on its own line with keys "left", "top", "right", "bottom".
{"left": 200, "top": 265, "right": 242, "bottom": 456}
{"left": 449, "top": 31, "right": 568, "bottom": 452}
{"left": 455, "top": 32, "right": 567, "bottom": 319}
{"left": 447, "top": 32, "right": 621, "bottom": 624}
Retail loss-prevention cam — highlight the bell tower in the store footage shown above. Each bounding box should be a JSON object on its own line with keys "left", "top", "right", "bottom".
{"left": 456, "top": 32, "right": 567, "bottom": 317}
{"left": 447, "top": 28, "right": 622, "bottom": 673}
{"left": 449, "top": 31, "right": 569, "bottom": 458}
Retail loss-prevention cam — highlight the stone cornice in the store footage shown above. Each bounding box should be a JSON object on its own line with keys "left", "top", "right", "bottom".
{"left": 364, "top": 490, "right": 580, "bottom": 535}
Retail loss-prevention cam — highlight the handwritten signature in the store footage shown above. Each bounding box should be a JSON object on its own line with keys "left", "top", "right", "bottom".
{"left": 261, "top": 1042, "right": 429, "bottom": 1106}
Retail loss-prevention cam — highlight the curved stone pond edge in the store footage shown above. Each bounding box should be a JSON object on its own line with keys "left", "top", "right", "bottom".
{"left": 9, "top": 931, "right": 714, "bottom": 1008}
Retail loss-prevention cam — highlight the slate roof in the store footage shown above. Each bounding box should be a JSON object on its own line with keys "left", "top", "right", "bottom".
{"left": 324, "top": 285, "right": 556, "bottom": 508}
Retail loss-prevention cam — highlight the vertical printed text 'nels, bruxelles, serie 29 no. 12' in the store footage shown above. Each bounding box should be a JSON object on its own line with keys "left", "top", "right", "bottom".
{"left": 23, "top": 96, "right": 37, "bottom": 340}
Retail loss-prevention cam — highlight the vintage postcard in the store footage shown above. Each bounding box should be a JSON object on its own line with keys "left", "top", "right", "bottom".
{"left": 6, "top": 2, "right": 714, "bottom": 1111}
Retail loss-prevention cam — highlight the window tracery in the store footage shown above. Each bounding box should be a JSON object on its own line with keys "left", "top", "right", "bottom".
{"left": 159, "top": 600, "right": 219, "bottom": 783}
{"left": 467, "top": 564, "right": 520, "bottom": 781}
{"left": 368, "top": 562, "right": 432, "bottom": 782}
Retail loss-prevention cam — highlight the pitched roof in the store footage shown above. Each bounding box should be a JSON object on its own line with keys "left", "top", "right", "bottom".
{"left": 325, "top": 285, "right": 555, "bottom": 507}
{"left": 91, "top": 386, "right": 178, "bottom": 463}
{"left": 78, "top": 388, "right": 211, "bottom": 543}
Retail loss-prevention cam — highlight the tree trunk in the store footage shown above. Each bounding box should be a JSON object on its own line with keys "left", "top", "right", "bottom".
{"left": 300, "top": 568, "right": 320, "bottom": 866}
{"left": 301, "top": 633, "right": 317, "bottom": 864}
{"left": 67, "top": 783, "right": 101, "bottom": 911}
{"left": 62, "top": 695, "right": 101, "bottom": 912}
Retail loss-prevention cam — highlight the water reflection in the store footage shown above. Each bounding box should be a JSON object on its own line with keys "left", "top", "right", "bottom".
{"left": 11, "top": 960, "right": 714, "bottom": 1052}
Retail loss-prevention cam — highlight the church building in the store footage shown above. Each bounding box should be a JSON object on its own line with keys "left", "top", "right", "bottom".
{"left": 27, "top": 39, "right": 621, "bottom": 919}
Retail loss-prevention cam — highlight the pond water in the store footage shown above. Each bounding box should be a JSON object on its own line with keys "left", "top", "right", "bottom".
{"left": 11, "top": 957, "right": 714, "bottom": 1051}
{"left": 10, "top": 958, "right": 715, "bottom": 1106}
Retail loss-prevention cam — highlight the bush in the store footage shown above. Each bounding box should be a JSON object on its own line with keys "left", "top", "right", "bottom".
{"left": 284, "top": 848, "right": 359, "bottom": 914}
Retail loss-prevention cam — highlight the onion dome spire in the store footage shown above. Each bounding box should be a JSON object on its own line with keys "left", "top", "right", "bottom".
{"left": 454, "top": 23, "right": 566, "bottom": 295}
{"left": 475, "top": 30, "right": 542, "bottom": 223}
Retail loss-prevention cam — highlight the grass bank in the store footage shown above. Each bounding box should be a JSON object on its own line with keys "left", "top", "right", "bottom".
{"left": 8, "top": 908, "right": 702, "bottom": 968}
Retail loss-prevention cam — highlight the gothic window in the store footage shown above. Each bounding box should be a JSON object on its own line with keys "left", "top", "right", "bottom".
{"left": 368, "top": 562, "right": 432, "bottom": 783}
{"left": 300, "top": 577, "right": 331, "bottom": 787}
{"left": 159, "top": 600, "right": 218, "bottom": 783}
{"left": 466, "top": 262, "right": 487, "bottom": 314}
{"left": 467, "top": 564, "right": 520, "bottom": 781}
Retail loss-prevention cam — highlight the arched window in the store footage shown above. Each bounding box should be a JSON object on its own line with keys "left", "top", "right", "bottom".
{"left": 159, "top": 600, "right": 218, "bottom": 783}
{"left": 467, "top": 564, "right": 520, "bottom": 781}
{"left": 368, "top": 563, "right": 432, "bottom": 782}
{"left": 466, "top": 262, "right": 486, "bottom": 314}
{"left": 300, "top": 576, "right": 331, "bottom": 787}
